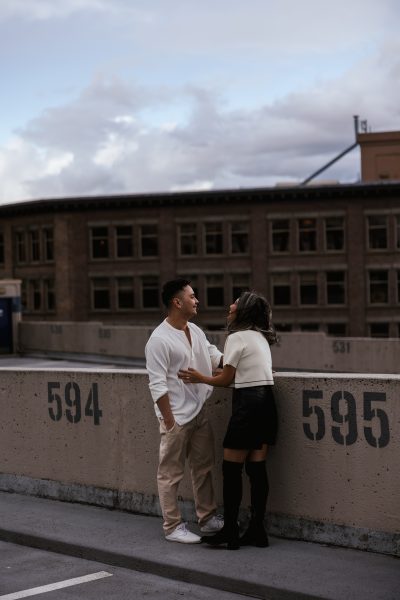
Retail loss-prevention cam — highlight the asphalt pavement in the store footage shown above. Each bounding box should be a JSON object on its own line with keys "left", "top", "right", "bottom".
{"left": 0, "top": 491, "right": 398, "bottom": 600}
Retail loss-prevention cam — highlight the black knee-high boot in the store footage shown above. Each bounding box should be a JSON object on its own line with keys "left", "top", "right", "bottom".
{"left": 202, "top": 460, "right": 243, "bottom": 550}
{"left": 240, "top": 460, "right": 269, "bottom": 547}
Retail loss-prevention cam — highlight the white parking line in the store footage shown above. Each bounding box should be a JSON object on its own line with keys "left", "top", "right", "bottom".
{"left": 0, "top": 571, "right": 113, "bottom": 599}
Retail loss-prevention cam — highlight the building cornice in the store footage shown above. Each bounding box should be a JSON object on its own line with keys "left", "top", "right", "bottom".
{"left": 1, "top": 181, "right": 400, "bottom": 216}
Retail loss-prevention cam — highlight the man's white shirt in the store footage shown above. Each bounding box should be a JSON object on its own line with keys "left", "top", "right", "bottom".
{"left": 145, "top": 319, "right": 223, "bottom": 425}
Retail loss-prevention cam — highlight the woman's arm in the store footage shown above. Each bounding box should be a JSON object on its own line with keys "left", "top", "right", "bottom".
{"left": 178, "top": 364, "right": 236, "bottom": 387}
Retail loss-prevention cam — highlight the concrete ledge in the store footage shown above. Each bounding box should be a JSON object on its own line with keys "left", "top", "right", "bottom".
{"left": 1, "top": 369, "right": 399, "bottom": 556}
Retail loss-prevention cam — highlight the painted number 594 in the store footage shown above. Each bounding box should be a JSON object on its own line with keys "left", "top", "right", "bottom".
{"left": 302, "top": 390, "right": 390, "bottom": 448}
{"left": 48, "top": 382, "right": 103, "bottom": 425}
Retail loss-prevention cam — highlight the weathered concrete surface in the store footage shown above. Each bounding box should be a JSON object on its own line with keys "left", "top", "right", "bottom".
{"left": 0, "top": 369, "right": 399, "bottom": 555}
{"left": 0, "top": 492, "right": 399, "bottom": 600}
{"left": 18, "top": 321, "right": 400, "bottom": 373}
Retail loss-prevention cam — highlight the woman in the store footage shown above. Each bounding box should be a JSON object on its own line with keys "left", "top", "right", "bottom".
{"left": 178, "top": 291, "right": 278, "bottom": 550}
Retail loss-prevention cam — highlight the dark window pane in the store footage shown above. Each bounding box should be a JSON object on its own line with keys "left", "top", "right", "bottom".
{"left": 117, "top": 277, "right": 134, "bottom": 309}
{"left": 325, "top": 217, "right": 344, "bottom": 251}
{"left": 142, "top": 277, "right": 159, "bottom": 308}
{"left": 273, "top": 286, "right": 291, "bottom": 305}
{"left": 300, "top": 273, "right": 318, "bottom": 304}
{"left": 327, "top": 271, "right": 345, "bottom": 304}
{"left": 0, "top": 232, "right": 4, "bottom": 263}
{"left": 231, "top": 222, "right": 249, "bottom": 254}
{"left": 92, "top": 277, "right": 111, "bottom": 309}
{"left": 327, "top": 323, "right": 347, "bottom": 336}
{"left": 141, "top": 225, "right": 158, "bottom": 257}
{"left": 205, "top": 223, "right": 223, "bottom": 254}
{"left": 30, "top": 230, "right": 40, "bottom": 261}
{"left": 91, "top": 227, "right": 109, "bottom": 258}
{"left": 368, "top": 216, "right": 387, "bottom": 249}
{"left": 116, "top": 226, "right": 133, "bottom": 258}
{"left": 180, "top": 224, "right": 197, "bottom": 255}
{"left": 300, "top": 323, "right": 319, "bottom": 331}
{"left": 272, "top": 220, "right": 290, "bottom": 253}
{"left": 370, "top": 323, "right": 389, "bottom": 338}
{"left": 206, "top": 275, "right": 224, "bottom": 307}
{"left": 43, "top": 228, "right": 54, "bottom": 261}
{"left": 299, "top": 218, "right": 317, "bottom": 252}
{"left": 369, "top": 270, "right": 388, "bottom": 303}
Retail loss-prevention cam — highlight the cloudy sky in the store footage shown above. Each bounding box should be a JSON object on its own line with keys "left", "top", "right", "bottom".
{"left": 1, "top": 0, "right": 400, "bottom": 204}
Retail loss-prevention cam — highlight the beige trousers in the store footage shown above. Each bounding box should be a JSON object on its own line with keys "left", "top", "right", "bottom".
{"left": 157, "top": 405, "right": 217, "bottom": 535}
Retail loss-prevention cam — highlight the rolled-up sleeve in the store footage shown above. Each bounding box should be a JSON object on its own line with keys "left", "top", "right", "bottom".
{"left": 145, "top": 337, "right": 170, "bottom": 403}
{"left": 206, "top": 340, "right": 223, "bottom": 370}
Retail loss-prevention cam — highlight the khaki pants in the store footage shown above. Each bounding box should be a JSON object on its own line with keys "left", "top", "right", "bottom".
{"left": 157, "top": 406, "right": 217, "bottom": 535}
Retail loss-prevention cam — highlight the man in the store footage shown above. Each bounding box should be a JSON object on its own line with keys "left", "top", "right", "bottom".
{"left": 145, "top": 279, "right": 224, "bottom": 543}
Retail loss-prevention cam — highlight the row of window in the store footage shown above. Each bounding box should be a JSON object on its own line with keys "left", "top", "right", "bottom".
{"left": 20, "top": 268, "right": 400, "bottom": 313}
{"left": 271, "top": 269, "right": 400, "bottom": 306}
{"left": 7, "top": 213, "right": 400, "bottom": 266}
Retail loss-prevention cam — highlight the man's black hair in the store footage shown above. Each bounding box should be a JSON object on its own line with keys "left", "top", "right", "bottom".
{"left": 161, "top": 278, "right": 191, "bottom": 308}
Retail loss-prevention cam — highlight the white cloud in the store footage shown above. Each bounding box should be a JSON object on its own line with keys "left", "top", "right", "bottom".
{"left": 1, "top": 3, "right": 400, "bottom": 203}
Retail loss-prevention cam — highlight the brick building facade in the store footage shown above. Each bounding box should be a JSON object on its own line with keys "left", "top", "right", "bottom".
{"left": 0, "top": 180, "right": 399, "bottom": 337}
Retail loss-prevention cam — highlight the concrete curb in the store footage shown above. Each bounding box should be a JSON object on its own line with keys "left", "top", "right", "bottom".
{"left": 0, "top": 528, "right": 322, "bottom": 600}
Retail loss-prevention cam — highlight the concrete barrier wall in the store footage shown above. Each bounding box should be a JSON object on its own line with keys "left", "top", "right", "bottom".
{"left": 0, "top": 368, "right": 399, "bottom": 556}
{"left": 18, "top": 321, "right": 400, "bottom": 373}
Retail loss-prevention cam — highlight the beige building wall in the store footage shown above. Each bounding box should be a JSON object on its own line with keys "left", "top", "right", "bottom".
{"left": 0, "top": 368, "right": 399, "bottom": 555}
{"left": 359, "top": 131, "right": 400, "bottom": 181}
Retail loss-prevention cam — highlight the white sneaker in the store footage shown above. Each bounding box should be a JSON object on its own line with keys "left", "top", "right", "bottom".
{"left": 200, "top": 514, "right": 224, "bottom": 533}
{"left": 165, "top": 522, "right": 201, "bottom": 544}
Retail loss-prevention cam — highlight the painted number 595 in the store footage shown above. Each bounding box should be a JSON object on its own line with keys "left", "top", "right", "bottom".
{"left": 302, "top": 390, "right": 390, "bottom": 448}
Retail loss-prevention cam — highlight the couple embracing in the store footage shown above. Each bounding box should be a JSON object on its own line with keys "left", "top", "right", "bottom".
{"left": 145, "top": 279, "right": 278, "bottom": 550}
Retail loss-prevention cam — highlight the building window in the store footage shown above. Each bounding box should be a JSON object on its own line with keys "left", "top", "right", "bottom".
{"left": 298, "top": 218, "right": 317, "bottom": 252}
{"left": 44, "top": 279, "right": 55, "bottom": 311}
{"left": 271, "top": 219, "right": 290, "bottom": 253}
{"left": 272, "top": 274, "right": 291, "bottom": 306}
{"left": 91, "top": 227, "right": 109, "bottom": 259}
{"left": 367, "top": 215, "right": 387, "bottom": 249}
{"left": 142, "top": 276, "right": 159, "bottom": 308}
{"left": 0, "top": 232, "right": 4, "bottom": 264}
{"left": 117, "top": 277, "right": 135, "bottom": 309}
{"left": 300, "top": 272, "right": 318, "bottom": 304}
{"left": 30, "top": 230, "right": 40, "bottom": 262}
{"left": 116, "top": 226, "right": 134, "bottom": 258}
{"left": 43, "top": 228, "right": 54, "bottom": 261}
{"left": 369, "top": 270, "right": 389, "bottom": 304}
{"left": 275, "top": 323, "right": 292, "bottom": 332}
{"left": 300, "top": 323, "right": 319, "bottom": 331}
{"left": 397, "top": 216, "right": 400, "bottom": 250}
{"left": 326, "top": 271, "right": 345, "bottom": 304}
{"left": 369, "top": 323, "right": 389, "bottom": 338}
{"left": 325, "top": 217, "right": 344, "bottom": 251}
{"left": 30, "top": 280, "right": 42, "bottom": 311}
{"left": 179, "top": 223, "right": 197, "bottom": 256}
{"left": 141, "top": 224, "right": 158, "bottom": 257}
{"left": 398, "top": 270, "right": 400, "bottom": 303}
{"left": 231, "top": 222, "right": 249, "bottom": 254}
{"left": 206, "top": 275, "right": 224, "bottom": 307}
{"left": 204, "top": 222, "right": 223, "bottom": 255}
{"left": 327, "top": 323, "right": 347, "bottom": 336}
{"left": 92, "top": 277, "right": 111, "bottom": 310}
{"left": 231, "top": 273, "right": 250, "bottom": 301}
{"left": 16, "top": 232, "right": 26, "bottom": 263}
